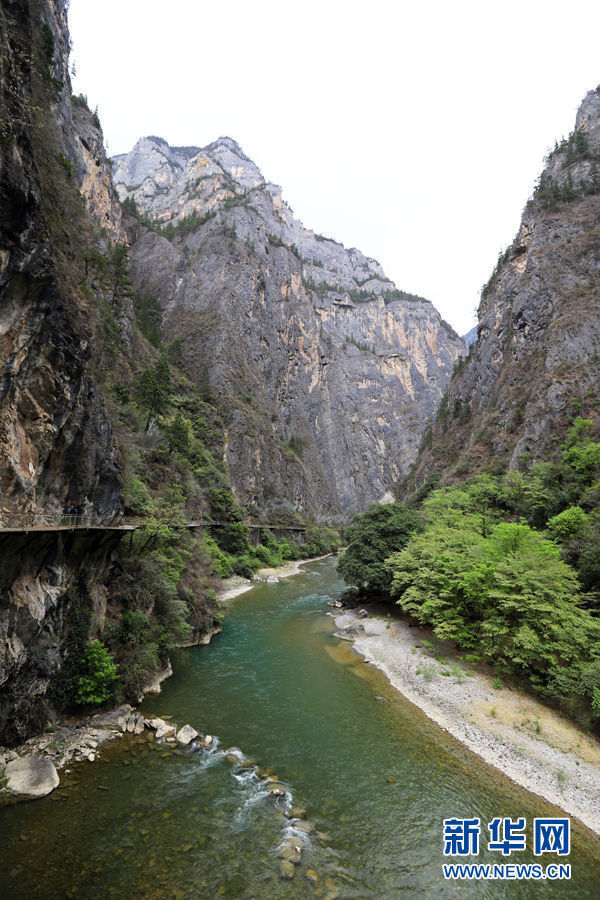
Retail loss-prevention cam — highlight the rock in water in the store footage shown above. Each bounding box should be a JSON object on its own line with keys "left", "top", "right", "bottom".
{"left": 146, "top": 718, "right": 176, "bottom": 740}
{"left": 4, "top": 756, "right": 59, "bottom": 798}
{"left": 266, "top": 575, "right": 279, "bottom": 584}
{"left": 278, "top": 839, "right": 302, "bottom": 864}
{"left": 279, "top": 860, "right": 295, "bottom": 880}
{"left": 267, "top": 786, "right": 286, "bottom": 799}
{"left": 175, "top": 725, "right": 199, "bottom": 746}
{"left": 293, "top": 819, "right": 315, "bottom": 834}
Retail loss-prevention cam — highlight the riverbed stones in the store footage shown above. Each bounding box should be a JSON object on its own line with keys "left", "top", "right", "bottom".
{"left": 279, "top": 859, "right": 295, "bottom": 879}
{"left": 266, "top": 785, "right": 286, "bottom": 798}
{"left": 292, "top": 819, "right": 315, "bottom": 834}
{"left": 4, "top": 755, "right": 59, "bottom": 797}
{"left": 175, "top": 725, "right": 198, "bottom": 746}
{"left": 197, "top": 734, "right": 213, "bottom": 748}
{"left": 146, "top": 718, "right": 175, "bottom": 740}
{"left": 290, "top": 804, "right": 307, "bottom": 818}
{"left": 278, "top": 838, "right": 302, "bottom": 863}
{"left": 266, "top": 575, "right": 279, "bottom": 584}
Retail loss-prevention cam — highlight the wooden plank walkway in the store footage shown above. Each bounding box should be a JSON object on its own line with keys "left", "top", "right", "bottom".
{"left": 0, "top": 515, "right": 306, "bottom": 534}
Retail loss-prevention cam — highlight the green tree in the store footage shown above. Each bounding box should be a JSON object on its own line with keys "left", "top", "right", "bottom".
{"left": 135, "top": 353, "right": 172, "bottom": 431}
{"left": 75, "top": 640, "right": 118, "bottom": 705}
{"left": 166, "top": 410, "right": 190, "bottom": 454}
{"left": 134, "top": 290, "right": 162, "bottom": 346}
{"left": 547, "top": 506, "right": 588, "bottom": 541}
{"left": 388, "top": 516, "right": 592, "bottom": 681}
{"left": 337, "top": 503, "right": 423, "bottom": 594}
{"left": 110, "top": 243, "right": 135, "bottom": 306}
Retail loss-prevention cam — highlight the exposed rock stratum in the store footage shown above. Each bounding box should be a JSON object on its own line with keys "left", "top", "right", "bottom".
{"left": 114, "top": 137, "right": 464, "bottom": 517}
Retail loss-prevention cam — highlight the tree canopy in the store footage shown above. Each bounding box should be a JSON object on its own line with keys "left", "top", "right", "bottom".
{"left": 337, "top": 502, "right": 423, "bottom": 593}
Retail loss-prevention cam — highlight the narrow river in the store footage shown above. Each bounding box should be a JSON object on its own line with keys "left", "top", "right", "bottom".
{"left": 1, "top": 558, "right": 599, "bottom": 897}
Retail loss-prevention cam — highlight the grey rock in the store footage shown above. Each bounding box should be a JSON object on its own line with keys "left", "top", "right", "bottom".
{"left": 4, "top": 755, "right": 59, "bottom": 798}
{"left": 146, "top": 718, "right": 175, "bottom": 740}
{"left": 278, "top": 838, "right": 302, "bottom": 863}
{"left": 92, "top": 706, "right": 134, "bottom": 733}
{"left": 175, "top": 724, "right": 199, "bottom": 746}
{"left": 266, "top": 785, "right": 286, "bottom": 798}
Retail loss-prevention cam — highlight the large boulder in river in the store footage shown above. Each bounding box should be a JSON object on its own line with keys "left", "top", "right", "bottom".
{"left": 4, "top": 755, "right": 59, "bottom": 797}
{"left": 91, "top": 704, "right": 135, "bottom": 732}
{"left": 176, "top": 725, "right": 198, "bottom": 746}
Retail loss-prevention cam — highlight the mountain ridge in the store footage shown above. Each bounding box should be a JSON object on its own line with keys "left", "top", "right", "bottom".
{"left": 115, "top": 135, "right": 464, "bottom": 517}
{"left": 408, "top": 85, "right": 600, "bottom": 491}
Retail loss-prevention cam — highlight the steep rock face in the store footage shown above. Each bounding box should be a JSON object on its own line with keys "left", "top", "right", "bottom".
{"left": 0, "top": 0, "right": 130, "bottom": 744}
{"left": 0, "top": 532, "right": 120, "bottom": 746}
{"left": 115, "top": 137, "right": 463, "bottom": 517}
{"left": 411, "top": 87, "right": 600, "bottom": 487}
{"left": 0, "top": 0, "right": 124, "bottom": 519}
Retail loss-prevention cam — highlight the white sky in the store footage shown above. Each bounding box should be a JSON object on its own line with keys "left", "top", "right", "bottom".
{"left": 69, "top": 0, "right": 600, "bottom": 335}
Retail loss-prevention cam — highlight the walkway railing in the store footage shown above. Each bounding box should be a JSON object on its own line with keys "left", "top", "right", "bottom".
{"left": 0, "top": 514, "right": 306, "bottom": 533}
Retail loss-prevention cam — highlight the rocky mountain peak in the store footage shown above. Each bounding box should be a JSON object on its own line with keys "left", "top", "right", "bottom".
{"left": 575, "top": 85, "right": 600, "bottom": 145}
{"left": 117, "top": 135, "right": 464, "bottom": 516}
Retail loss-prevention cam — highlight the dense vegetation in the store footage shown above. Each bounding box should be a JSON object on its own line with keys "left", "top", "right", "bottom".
{"left": 338, "top": 418, "right": 600, "bottom": 730}
{"left": 45, "top": 171, "right": 339, "bottom": 709}
{"left": 84, "top": 235, "right": 340, "bottom": 704}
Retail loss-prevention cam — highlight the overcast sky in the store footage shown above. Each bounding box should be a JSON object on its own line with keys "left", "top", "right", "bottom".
{"left": 69, "top": 0, "right": 600, "bottom": 334}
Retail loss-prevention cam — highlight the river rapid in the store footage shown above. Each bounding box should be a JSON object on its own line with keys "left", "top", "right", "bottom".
{"left": 1, "top": 558, "right": 599, "bottom": 897}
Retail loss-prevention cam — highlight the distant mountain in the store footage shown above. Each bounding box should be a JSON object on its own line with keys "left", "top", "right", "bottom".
{"left": 114, "top": 136, "right": 464, "bottom": 516}
{"left": 462, "top": 325, "right": 478, "bottom": 349}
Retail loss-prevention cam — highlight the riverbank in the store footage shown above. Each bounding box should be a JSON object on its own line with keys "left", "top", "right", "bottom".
{"left": 334, "top": 605, "right": 600, "bottom": 837}
{"left": 0, "top": 558, "right": 331, "bottom": 799}
{"left": 217, "top": 554, "right": 333, "bottom": 604}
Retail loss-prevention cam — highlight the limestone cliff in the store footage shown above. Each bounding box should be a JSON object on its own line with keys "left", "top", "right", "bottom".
{"left": 0, "top": 0, "right": 125, "bottom": 521}
{"left": 114, "top": 137, "right": 464, "bottom": 517}
{"left": 410, "top": 87, "right": 600, "bottom": 489}
{"left": 0, "top": 0, "right": 133, "bottom": 743}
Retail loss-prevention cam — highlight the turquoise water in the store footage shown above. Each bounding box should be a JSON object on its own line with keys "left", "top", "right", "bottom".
{"left": 1, "top": 557, "right": 599, "bottom": 897}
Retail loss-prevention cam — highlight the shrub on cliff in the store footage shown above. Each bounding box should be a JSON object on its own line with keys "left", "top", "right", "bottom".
{"left": 75, "top": 641, "right": 118, "bottom": 706}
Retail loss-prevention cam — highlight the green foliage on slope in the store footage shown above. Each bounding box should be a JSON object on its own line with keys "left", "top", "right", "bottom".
{"left": 338, "top": 421, "right": 600, "bottom": 730}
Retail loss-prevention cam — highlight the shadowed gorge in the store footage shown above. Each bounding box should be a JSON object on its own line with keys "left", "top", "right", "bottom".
{"left": 3, "top": 0, "right": 600, "bottom": 895}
